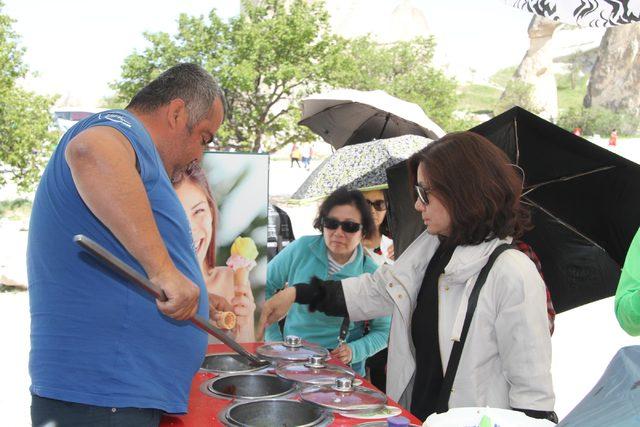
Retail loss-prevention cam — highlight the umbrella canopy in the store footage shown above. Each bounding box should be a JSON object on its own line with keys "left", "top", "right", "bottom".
{"left": 387, "top": 107, "right": 640, "bottom": 313}
{"left": 509, "top": 0, "right": 640, "bottom": 27}
{"left": 557, "top": 346, "right": 640, "bottom": 426}
{"left": 291, "top": 135, "right": 431, "bottom": 201}
{"left": 298, "top": 89, "right": 444, "bottom": 149}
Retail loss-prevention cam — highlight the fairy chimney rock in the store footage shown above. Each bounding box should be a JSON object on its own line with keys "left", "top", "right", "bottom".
{"left": 584, "top": 25, "right": 640, "bottom": 117}
{"left": 505, "top": 16, "right": 562, "bottom": 121}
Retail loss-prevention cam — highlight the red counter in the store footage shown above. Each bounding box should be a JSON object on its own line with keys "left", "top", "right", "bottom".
{"left": 160, "top": 343, "right": 421, "bottom": 426}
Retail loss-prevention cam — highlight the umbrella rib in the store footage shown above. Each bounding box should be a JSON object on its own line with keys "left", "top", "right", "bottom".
{"left": 378, "top": 113, "right": 391, "bottom": 139}
{"left": 514, "top": 117, "right": 521, "bottom": 164}
{"left": 522, "top": 165, "right": 616, "bottom": 196}
{"left": 521, "top": 197, "right": 606, "bottom": 251}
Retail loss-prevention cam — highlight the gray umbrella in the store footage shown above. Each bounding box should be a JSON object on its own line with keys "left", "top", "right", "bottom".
{"left": 291, "top": 135, "right": 431, "bottom": 201}
{"left": 298, "top": 89, "right": 444, "bottom": 149}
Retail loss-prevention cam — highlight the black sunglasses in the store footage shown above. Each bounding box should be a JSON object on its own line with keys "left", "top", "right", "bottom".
{"left": 322, "top": 217, "right": 363, "bottom": 233}
{"left": 366, "top": 199, "right": 387, "bottom": 212}
{"left": 415, "top": 184, "right": 432, "bottom": 205}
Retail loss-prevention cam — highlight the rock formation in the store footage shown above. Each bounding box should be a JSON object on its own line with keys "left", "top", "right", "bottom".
{"left": 502, "top": 15, "right": 562, "bottom": 121}
{"left": 584, "top": 25, "right": 640, "bottom": 117}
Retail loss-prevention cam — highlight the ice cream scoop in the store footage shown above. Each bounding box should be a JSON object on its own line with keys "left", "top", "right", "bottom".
{"left": 226, "top": 236, "right": 258, "bottom": 271}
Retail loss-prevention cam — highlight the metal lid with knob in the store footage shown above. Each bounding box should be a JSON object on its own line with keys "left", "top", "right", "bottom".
{"left": 299, "top": 376, "right": 387, "bottom": 412}
{"left": 257, "top": 335, "right": 329, "bottom": 362}
{"left": 284, "top": 335, "right": 303, "bottom": 348}
{"left": 276, "top": 356, "right": 357, "bottom": 386}
{"left": 304, "top": 355, "right": 326, "bottom": 369}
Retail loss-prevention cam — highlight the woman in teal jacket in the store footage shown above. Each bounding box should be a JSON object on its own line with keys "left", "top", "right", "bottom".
{"left": 265, "top": 187, "right": 391, "bottom": 375}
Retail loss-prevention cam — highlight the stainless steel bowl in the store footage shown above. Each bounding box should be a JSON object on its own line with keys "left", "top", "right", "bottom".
{"left": 202, "top": 373, "right": 296, "bottom": 400}
{"left": 223, "top": 399, "right": 330, "bottom": 427}
{"left": 200, "top": 353, "right": 268, "bottom": 374}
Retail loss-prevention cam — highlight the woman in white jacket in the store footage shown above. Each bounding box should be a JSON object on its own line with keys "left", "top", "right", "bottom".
{"left": 258, "top": 132, "right": 556, "bottom": 422}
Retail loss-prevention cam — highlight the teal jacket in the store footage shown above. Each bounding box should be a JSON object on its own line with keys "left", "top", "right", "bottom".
{"left": 266, "top": 235, "right": 391, "bottom": 375}
{"left": 616, "top": 228, "right": 640, "bottom": 335}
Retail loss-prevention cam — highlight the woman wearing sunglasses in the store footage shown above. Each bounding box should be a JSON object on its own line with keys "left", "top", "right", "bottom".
{"left": 259, "top": 132, "right": 556, "bottom": 422}
{"left": 361, "top": 189, "right": 394, "bottom": 266}
{"left": 264, "top": 187, "right": 391, "bottom": 375}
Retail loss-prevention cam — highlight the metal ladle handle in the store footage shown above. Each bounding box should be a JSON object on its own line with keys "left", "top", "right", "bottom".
{"left": 73, "top": 234, "right": 268, "bottom": 367}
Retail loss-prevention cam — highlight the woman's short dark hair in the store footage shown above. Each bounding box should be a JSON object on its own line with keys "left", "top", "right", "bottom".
{"left": 313, "top": 187, "right": 376, "bottom": 238}
{"left": 408, "top": 131, "right": 530, "bottom": 245}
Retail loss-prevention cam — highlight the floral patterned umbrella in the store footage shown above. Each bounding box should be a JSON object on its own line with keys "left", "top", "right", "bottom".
{"left": 291, "top": 135, "right": 431, "bottom": 201}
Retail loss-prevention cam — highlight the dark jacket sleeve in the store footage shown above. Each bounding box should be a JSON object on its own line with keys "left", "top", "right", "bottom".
{"left": 294, "top": 276, "right": 348, "bottom": 317}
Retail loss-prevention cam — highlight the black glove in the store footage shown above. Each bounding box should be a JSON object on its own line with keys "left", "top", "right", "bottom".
{"left": 293, "top": 276, "right": 347, "bottom": 317}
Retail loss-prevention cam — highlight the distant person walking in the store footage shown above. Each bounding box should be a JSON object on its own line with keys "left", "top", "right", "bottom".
{"left": 301, "top": 142, "right": 312, "bottom": 170}
{"left": 609, "top": 129, "right": 618, "bottom": 147}
{"left": 290, "top": 143, "right": 302, "bottom": 168}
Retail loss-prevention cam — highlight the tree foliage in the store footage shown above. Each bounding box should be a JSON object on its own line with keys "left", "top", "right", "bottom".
{"left": 112, "top": 0, "right": 345, "bottom": 152}
{"left": 558, "top": 106, "right": 638, "bottom": 136}
{"left": 330, "top": 36, "right": 459, "bottom": 131}
{"left": 112, "top": 0, "right": 461, "bottom": 152}
{"left": 495, "top": 79, "right": 541, "bottom": 116}
{"left": 0, "top": 2, "right": 58, "bottom": 191}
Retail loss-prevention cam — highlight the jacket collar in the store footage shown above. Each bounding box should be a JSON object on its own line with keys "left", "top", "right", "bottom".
{"left": 308, "top": 234, "right": 365, "bottom": 277}
{"left": 443, "top": 236, "right": 513, "bottom": 285}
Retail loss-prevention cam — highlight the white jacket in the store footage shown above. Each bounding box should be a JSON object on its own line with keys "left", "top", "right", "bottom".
{"left": 342, "top": 231, "right": 554, "bottom": 412}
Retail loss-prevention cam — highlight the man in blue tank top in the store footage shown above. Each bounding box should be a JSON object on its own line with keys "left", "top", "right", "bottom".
{"left": 28, "top": 63, "right": 230, "bottom": 426}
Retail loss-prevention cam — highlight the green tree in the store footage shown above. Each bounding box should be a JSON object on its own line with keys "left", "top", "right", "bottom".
{"left": 495, "top": 79, "right": 541, "bottom": 116}
{"left": 558, "top": 106, "right": 637, "bottom": 136}
{"left": 112, "top": 0, "right": 345, "bottom": 152}
{"left": 0, "top": 2, "right": 58, "bottom": 191}
{"left": 331, "top": 36, "right": 460, "bottom": 131}
{"left": 112, "top": 0, "right": 461, "bottom": 151}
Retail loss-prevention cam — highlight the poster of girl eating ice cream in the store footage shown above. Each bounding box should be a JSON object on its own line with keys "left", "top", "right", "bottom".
{"left": 174, "top": 152, "right": 268, "bottom": 342}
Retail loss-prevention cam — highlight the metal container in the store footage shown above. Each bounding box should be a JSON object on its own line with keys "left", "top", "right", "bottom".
{"left": 200, "top": 353, "right": 269, "bottom": 374}
{"left": 222, "top": 399, "right": 330, "bottom": 427}
{"left": 201, "top": 373, "right": 296, "bottom": 400}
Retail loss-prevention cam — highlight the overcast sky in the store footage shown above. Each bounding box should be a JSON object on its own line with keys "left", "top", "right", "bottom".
{"left": 2, "top": 0, "right": 602, "bottom": 107}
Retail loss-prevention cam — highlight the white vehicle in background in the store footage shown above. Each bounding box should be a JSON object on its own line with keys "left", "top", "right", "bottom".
{"left": 52, "top": 107, "right": 105, "bottom": 132}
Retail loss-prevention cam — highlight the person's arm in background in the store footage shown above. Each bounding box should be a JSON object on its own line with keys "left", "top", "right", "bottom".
{"left": 264, "top": 239, "right": 299, "bottom": 342}
{"left": 615, "top": 229, "right": 640, "bottom": 336}
{"left": 346, "top": 315, "right": 391, "bottom": 367}
{"left": 258, "top": 261, "right": 399, "bottom": 341}
{"left": 65, "top": 126, "right": 199, "bottom": 320}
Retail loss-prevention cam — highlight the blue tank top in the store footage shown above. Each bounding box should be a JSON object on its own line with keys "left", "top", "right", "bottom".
{"left": 27, "top": 110, "right": 208, "bottom": 413}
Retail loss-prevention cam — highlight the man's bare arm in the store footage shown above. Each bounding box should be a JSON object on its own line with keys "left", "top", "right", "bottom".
{"left": 65, "top": 126, "right": 199, "bottom": 320}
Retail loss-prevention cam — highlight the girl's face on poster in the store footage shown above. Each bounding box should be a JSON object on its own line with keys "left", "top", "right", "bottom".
{"left": 323, "top": 203, "right": 364, "bottom": 263}
{"left": 175, "top": 180, "right": 213, "bottom": 266}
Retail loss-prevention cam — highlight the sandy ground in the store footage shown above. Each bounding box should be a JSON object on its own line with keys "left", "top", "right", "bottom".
{"left": 1, "top": 138, "right": 639, "bottom": 425}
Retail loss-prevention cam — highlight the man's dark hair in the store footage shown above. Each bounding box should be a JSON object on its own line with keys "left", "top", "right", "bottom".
{"left": 313, "top": 187, "right": 376, "bottom": 239}
{"left": 408, "top": 131, "right": 530, "bottom": 245}
{"left": 126, "top": 63, "right": 225, "bottom": 128}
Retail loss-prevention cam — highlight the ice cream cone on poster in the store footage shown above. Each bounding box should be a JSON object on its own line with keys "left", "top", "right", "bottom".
{"left": 226, "top": 236, "right": 258, "bottom": 288}
{"left": 226, "top": 237, "right": 259, "bottom": 342}
{"left": 234, "top": 267, "right": 250, "bottom": 289}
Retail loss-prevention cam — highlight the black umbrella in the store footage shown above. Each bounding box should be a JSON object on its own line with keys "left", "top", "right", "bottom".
{"left": 387, "top": 106, "right": 640, "bottom": 313}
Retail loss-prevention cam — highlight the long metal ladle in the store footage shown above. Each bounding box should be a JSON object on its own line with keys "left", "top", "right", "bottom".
{"left": 74, "top": 234, "right": 269, "bottom": 368}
